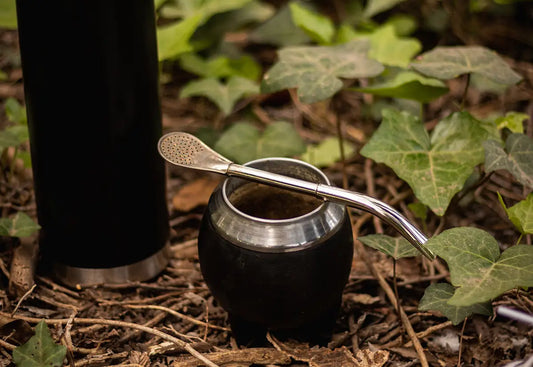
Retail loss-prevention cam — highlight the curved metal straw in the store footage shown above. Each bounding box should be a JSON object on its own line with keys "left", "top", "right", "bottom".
{"left": 158, "top": 132, "right": 435, "bottom": 260}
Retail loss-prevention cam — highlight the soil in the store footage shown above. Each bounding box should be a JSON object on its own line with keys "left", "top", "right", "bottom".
{"left": 1, "top": 2, "right": 533, "bottom": 367}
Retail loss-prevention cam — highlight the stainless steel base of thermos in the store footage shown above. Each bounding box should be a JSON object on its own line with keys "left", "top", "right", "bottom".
{"left": 53, "top": 243, "right": 171, "bottom": 288}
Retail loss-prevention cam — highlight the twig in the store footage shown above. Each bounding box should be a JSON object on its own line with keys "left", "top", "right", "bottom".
{"left": 352, "top": 237, "right": 429, "bottom": 367}
{"left": 382, "top": 321, "right": 454, "bottom": 348}
{"left": 11, "top": 283, "right": 36, "bottom": 317}
{"left": 0, "top": 312, "right": 220, "bottom": 367}
{"left": 457, "top": 317, "right": 467, "bottom": 367}
{"left": 169, "top": 348, "right": 291, "bottom": 367}
{"left": 364, "top": 159, "right": 384, "bottom": 234}
{"left": 0, "top": 338, "right": 16, "bottom": 351}
{"left": 35, "top": 275, "right": 81, "bottom": 298}
{"left": 124, "top": 304, "right": 230, "bottom": 332}
{"left": 0, "top": 257, "right": 10, "bottom": 279}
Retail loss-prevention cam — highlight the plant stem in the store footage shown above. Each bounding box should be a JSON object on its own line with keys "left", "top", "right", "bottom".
{"left": 334, "top": 97, "right": 348, "bottom": 189}
{"left": 392, "top": 259, "right": 404, "bottom": 344}
{"left": 460, "top": 74, "right": 471, "bottom": 111}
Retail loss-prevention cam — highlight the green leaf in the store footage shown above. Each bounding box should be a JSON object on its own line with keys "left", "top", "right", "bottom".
{"left": 495, "top": 112, "right": 528, "bottom": 134}
{"left": 5, "top": 98, "right": 27, "bottom": 125}
{"left": 338, "top": 25, "right": 421, "bottom": 67}
{"left": 157, "top": 0, "right": 254, "bottom": 59}
{"left": 192, "top": 1, "right": 275, "bottom": 47}
{"left": 0, "top": 212, "right": 40, "bottom": 238}
{"left": 16, "top": 150, "right": 32, "bottom": 168}
{"left": 359, "top": 234, "right": 420, "bottom": 259}
{"left": 419, "top": 283, "right": 492, "bottom": 325}
{"left": 160, "top": 0, "right": 254, "bottom": 19}
{"left": 366, "top": 25, "right": 421, "bottom": 67}
{"left": 157, "top": 14, "right": 203, "bottom": 61}
{"left": 0, "top": 0, "right": 17, "bottom": 29}
{"left": 180, "top": 76, "right": 259, "bottom": 116}
{"left": 384, "top": 14, "right": 418, "bottom": 36}
{"left": 411, "top": 46, "right": 522, "bottom": 86}
{"left": 363, "top": 0, "right": 407, "bottom": 18}
{"left": 499, "top": 192, "right": 533, "bottom": 234}
{"left": 471, "top": 73, "right": 508, "bottom": 95}
{"left": 249, "top": 4, "right": 310, "bottom": 46}
{"left": 300, "top": 137, "right": 355, "bottom": 167}
{"left": 154, "top": 0, "right": 168, "bottom": 11}
{"left": 425, "top": 227, "right": 533, "bottom": 306}
{"left": 408, "top": 202, "right": 428, "bottom": 221}
{"left": 261, "top": 40, "right": 384, "bottom": 104}
{"left": 484, "top": 133, "right": 533, "bottom": 189}
{"left": 214, "top": 121, "right": 306, "bottom": 164}
{"left": 0, "top": 69, "right": 7, "bottom": 81}
{"left": 289, "top": 2, "right": 335, "bottom": 45}
{"left": 179, "top": 53, "right": 261, "bottom": 80}
{"left": 0, "top": 129, "right": 20, "bottom": 152}
{"left": 13, "top": 320, "right": 66, "bottom": 367}
{"left": 354, "top": 70, "right": 448, "bottom": 103}
{"left": 361, "top": 109, "right": 490, "bottom": 216}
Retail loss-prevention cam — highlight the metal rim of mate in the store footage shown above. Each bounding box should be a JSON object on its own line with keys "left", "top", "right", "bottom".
{"left": 209, "top": 157, "right": 348, "bottom": 253}
{"left": 53, "top": 244, "right": 171, "bottom": 288}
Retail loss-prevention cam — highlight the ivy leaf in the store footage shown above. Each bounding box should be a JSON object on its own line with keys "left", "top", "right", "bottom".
{"left": 419, "top": 283, "right": 492, "bottom": 325}
{"left": 179, "top": 53, "right": 261, "bottom": 80}
{"left": 0, "top": 128, "right": 20, "bottom": 152}
{"left": 411, "top": 46, "right": 522, "bottom": 86}
{"left": 358, "top": 234, "right": 420, "bottom": 259}
{"left": 408, "top": 202, "right": 428, "bottom": 221}
{"left": 157, "top": 14, "right": 203, "bottom": 61}
{"left": 214, "top": 121, "right": 306, "bottom": 164}
{"left": 363, "top": 0, "right": 407, "bottom": 18}
{"left": 5, "top": 98, "right": 27, "bottom": 125}
{"left": 499, "top": 192, "right": 533, "bottom": 234}
{"left": 425, "top": 227, "right": 533, "bottom": 306}
{"left": 0, "top": 212, "right": 41, "bottom": 238}
{"left": 12, "top": 320, "right": 66, "bottom": 367}
{"left": 289, "top": 2, "right": 335, "bottom": 45}
{"left": 180, "top": 76, "right": 259, "bottom": 116}
{"left": 494, "top": 112, "right": 528, "bottom": 133}
{"left": 300, "top": 137, "right": 354, "bottom": 167}
{"left": 355, "top": 70, "right": 448, "bottom": 103}
{"left": 337, "top": 25, "right": 421, "bottom": 68}
{"left": 261, "top": 40, "right": 384, "bottom": 103}
{"left": 484, "top": 133, "right": 533, "bottom": 189}
{"left": 249, "top": 4, "right": 310, "bottom": 47}
{"left": 361, "top": 109, "right": 490, "bottom": 216}
{"left": 366, "top": 25, "right": 421, "bottom": 67}
{"left": 192, "top": 1, "right": 275, "bottom": 47}
{"left": 0, "top": 0, "right": 17, "bottom": 29}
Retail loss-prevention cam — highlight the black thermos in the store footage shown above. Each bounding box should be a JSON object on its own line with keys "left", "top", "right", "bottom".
{"left": 15, "top": 1, "right": 169, "bottom": 286}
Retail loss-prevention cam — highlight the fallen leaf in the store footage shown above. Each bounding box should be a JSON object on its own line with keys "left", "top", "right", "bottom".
{"left": 172, "top": 178, "right": 221, "bottom": 212}
{"left": 267, "top": 333, "right": 389, "bottom": 367}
